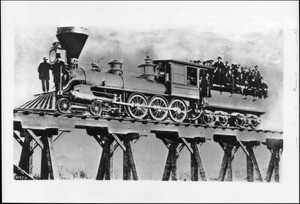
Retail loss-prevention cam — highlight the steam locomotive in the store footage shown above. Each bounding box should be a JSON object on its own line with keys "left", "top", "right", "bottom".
{"left": 49, "top": 26, "right": 266, "bottom": 129}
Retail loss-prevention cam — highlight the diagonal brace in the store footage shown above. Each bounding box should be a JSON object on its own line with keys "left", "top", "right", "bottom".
{"left": 27, "top": 129, "right": 44, "bottom": 149}
{"left": 111, "top": 133, "right": 126, "bottom": 151}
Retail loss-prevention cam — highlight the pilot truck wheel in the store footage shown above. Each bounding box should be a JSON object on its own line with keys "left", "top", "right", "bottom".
{"left": 56, "top": 98, "right": 71, "bottom": 113}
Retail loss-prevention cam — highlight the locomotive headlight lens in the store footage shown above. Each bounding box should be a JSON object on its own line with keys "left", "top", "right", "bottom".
{"left": 49, "top": 49, "right": 57, "bottom": 63}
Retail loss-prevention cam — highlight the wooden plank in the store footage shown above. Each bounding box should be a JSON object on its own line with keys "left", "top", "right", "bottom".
{"left": 47, "top": 135, "right": 59, "bottom": 179}
{"left": 273, "top": 150, "right": 280, "bottom": 182}
{"left": 225, "top": 146, "right": 233, "bottom": 182}
{"left": 45, "top": 92, "right": 52, "bottom": 109}
{"left": 53, "top": 131, "right": 66, "bottom": 142}
{"left": 93, "top": 135, "right": 104, "bottom": 147}
{"left": 193, "top": 142, "right": 207, "bottom": 181}
{"left": 113, "top": 142, "right": 119, "bottom": 152}
{"left": 162, "top": 147, "right": 173, "bottom": 181}
{"left": 39, "top": 92, "right": 51, "bottom": 109}
{"left": 96, "top": 147, "right": 106, "bottom": 180}
{"left": 231, "top": 145, "right": 239, "bottom": 162}
{"left": 218, "top": 144, "right": 228, "bottom": 181}
{"left": 111, "top": 133, "right": 126, "bottom": 151}
{"left": 161, "top": 138, "right": 170, "bottom": 149}
{"left": 178, "top": 143, "right": 185, "bottom": 153}
{"left": 105, "top": 140, "right": 114, "bottom": 180}
{"left": 238, "top": 141, "right": 249, "bottom": 157}
{"left": 19, "top": 98, "right": 35, "bottom": 109}
{"left": 30, "top": 94, "right": 48, "bottom": 109}
{"left": 265, "top": 151, "right": 275, "bottom": 182}
{"left": 13, "top": 131, "right": 24, "bottom": 147}
{"left": 37, "top": 94, "right": 49, "bottom": 109}
{"left": 246, "top": 152, "right": 254, "bottom": 182}
{"left": 27, "top": 129, "right": 44, "bottom": 149}
{"left": 181, "top": 137, "right": 193, "bottom": 154}
{"left": 123, "top": 144, "right": 130, "bottom": 180}
{"left": 190, "top": 142, "right": 198, "bottom": 181}
{"left": 20, "top": 94, "right": 44, "bottom": 109}
{"left": 170, "top": 143, "right": 177, "bottom": 181}
{"left": 247, "top": 145, "right": 263, "bottom": 182}
{"left": 40, "top": 136, "right": 49, "bottom": 179}
{"left": 126, "top": 141, "right": 138, "bottom": 180}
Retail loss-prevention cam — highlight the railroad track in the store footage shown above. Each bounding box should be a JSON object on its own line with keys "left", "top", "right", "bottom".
{"left": 13, "top": 108, "right": 283, "bottom": 135}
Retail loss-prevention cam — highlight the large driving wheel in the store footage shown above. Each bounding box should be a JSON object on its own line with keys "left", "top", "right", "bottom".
{"left": 168, "top": 99, "right": 187, "bottom": 123}
{"left": 89, "top": 100, "right": 102, "bottom": 116}
{"left": 127, "top": 93, "right": 148, "bottom": 120}
{"left": 56, "top": 98, "right": 71, "bottom": 113}
{"left": 149, "top": 96, "right": 168, "bottom": 121}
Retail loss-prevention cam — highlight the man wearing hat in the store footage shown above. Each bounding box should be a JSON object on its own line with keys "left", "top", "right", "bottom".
{"left": 50, "top": 53, "right": 67, "bottom": 95}
{"left": 213, "top": 56, "right": 226, "bottom": 86}
{"left": 38, "top": 57, "right": 51, "bottom": 93}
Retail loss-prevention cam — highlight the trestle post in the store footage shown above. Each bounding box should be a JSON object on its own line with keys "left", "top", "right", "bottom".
{"left": 87, "top": 128, "right": 140, "bottom": 180}
{"left": 95, "top": 135, "right": 114, "bottom": 180}
{"left": 214, "top": 135, "right": 265, "bottom": 182}
{"left": 190, "top": 139, "right": 207, "bottom": 181}
{"left": 162, "top": 139, "right": 179, "bottom": 181}
{"left": 214, "top": 134, "right": 238, "bottom": 182}
{"left": 154, "top": 131, "right": 206, "bottom": 181}
{"left": 17, "top": 130, "right": 34, "bottom": 177}
{"left": 243, "top": 141, "right": 263, "bottom": 182}
{"left": 264, "top": 138, "right": 283, "bottom": 182}
{"left": 40, "top": 128, "right": 59, "bottom": 180}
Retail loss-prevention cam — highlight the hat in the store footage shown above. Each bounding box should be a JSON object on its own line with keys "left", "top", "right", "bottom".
{"left": 217, "top": 56, "right": 222, "bottom": 59}
{"left": 43, "top": 57, "right": 48, "bottom": 60}
{"left": 254, "top": 65, "right": 258, "bottom": 68}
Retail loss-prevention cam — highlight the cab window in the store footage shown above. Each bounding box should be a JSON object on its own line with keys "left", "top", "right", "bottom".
{"left": 187, "top": 67, "right": 197, "bottom": 86}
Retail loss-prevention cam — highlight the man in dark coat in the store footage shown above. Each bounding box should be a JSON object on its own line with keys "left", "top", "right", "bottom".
{"left": 50, "top": 53, "right": 67, "bottom": 95}
{"left": 38, "top": 57, "right": 51, "bottom": 93}
{"left": 260, "top": 79, "right": 268, "bottom": 99}
{"left": 213, "top": 56, "right": 226, "bottom": 86}
{"left": 226, "top": 65, "right": 235, "bottom": 94}
{"left": 200, "top": 72, "right": 211, "bottom": 105}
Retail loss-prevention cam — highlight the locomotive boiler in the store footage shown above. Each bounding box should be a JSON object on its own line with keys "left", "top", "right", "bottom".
{"left": 49, "top": 26, "right": 266, "bottom": 129}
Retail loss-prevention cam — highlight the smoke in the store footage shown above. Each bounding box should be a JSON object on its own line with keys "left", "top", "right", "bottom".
{"left": 14, "top": 25, "right": 283, "bottom": 129}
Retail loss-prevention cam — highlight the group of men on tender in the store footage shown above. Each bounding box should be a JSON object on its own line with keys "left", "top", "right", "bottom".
{"left": 212, "top": 56, "right": 268, "bottom": 98}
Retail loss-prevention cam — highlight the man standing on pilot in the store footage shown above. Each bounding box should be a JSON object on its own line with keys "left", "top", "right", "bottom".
{"left": 38, "top": 57, "right": 51, "bottom": 93}
{"left": 50, "top": 53, "right": 67, "bottom": 96}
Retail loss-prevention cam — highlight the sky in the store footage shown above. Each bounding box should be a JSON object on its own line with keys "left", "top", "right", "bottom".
{"left": 3, "top": 1, "right": 299, "bottom": 203}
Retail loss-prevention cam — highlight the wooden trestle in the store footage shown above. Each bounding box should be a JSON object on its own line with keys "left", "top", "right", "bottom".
{"left": 13, "top": 109, "right": 283, "bottom": 181}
